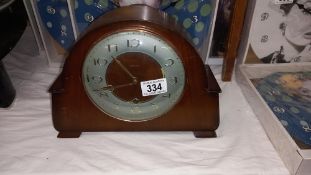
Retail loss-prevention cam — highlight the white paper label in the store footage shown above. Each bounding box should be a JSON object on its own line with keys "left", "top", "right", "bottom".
{"left": 140, "top": 78, "right": 167, "bottom": 96}
{"left": 274, "top": 0, "right": 293, "bottom": 5}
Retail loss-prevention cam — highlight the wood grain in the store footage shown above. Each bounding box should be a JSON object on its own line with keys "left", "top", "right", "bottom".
{"left": 49, "top": 5, "right": 220, "bottom": 138}
{"left": 222, "top": 0, "right": 249, "bottom": 81}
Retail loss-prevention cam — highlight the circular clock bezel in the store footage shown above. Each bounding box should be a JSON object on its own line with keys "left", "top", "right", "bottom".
{"left": 81, "top": 24, "right": 186, "bottom": 122}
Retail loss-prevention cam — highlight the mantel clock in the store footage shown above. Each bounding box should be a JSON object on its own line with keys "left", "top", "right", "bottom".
{"left": 49, "top": 5, "right": 221, "bottom": 138}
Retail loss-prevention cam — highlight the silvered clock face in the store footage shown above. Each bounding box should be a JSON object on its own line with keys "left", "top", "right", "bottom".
{"left": 82, "top": 31, "right": 185, "bottom": 121}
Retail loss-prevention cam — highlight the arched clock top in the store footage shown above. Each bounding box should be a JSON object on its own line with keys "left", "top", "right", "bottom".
{"left": 49, "top": 5, "right": 220, "bottom": 138}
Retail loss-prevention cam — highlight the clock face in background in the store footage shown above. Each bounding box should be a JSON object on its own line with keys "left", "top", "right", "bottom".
{"left": 249, "top": 0, "right": 311, "bottom": 63}
{"left": 82, "top": 31, "right": 185, "bottom": 121}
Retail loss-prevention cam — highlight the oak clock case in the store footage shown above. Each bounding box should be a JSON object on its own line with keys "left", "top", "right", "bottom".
{"left": 49, "top": 5, "right": 221, "bottom": 138}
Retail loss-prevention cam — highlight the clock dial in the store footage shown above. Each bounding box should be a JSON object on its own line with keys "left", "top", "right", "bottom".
{"left": 82, "top": 31, "right": 185, "bottom": 121}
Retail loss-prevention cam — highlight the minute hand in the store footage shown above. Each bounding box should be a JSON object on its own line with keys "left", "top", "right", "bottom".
{"left": 94, "top": 82, "right": 136, "bottom": 92}
{"left": 112, "top": 56, "right": 138, "bottom": 83}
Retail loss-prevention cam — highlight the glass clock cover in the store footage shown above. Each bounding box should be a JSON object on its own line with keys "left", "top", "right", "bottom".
{"left": 82, "top": 31, "right": 185, "bottom": 121}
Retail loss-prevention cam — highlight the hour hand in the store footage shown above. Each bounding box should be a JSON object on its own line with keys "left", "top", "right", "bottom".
{"left": 111, "top": 56, "right": 138, "bottom": 84}
{"left": 93, "top": 85, "right": 114, "bottom": 91}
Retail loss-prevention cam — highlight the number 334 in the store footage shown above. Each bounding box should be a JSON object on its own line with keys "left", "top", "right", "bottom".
{"left": 146, "top": 83, "right": 162, "bottom": 92}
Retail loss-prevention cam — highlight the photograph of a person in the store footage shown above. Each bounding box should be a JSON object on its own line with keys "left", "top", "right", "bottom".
{"left": 248, "top": 0, "right": 311, "bottom": 63}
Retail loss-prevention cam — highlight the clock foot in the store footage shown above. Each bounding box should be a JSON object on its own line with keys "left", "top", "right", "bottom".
{"left": 193, "top": 131, "right": 216, "bottom": 138}
{"left": 57, "top": 131, "right": 82, "bottom": 138}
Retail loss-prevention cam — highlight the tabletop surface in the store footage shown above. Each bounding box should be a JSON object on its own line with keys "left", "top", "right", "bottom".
{"left": 0, "top": 26, "right": 289, "bottom": 175}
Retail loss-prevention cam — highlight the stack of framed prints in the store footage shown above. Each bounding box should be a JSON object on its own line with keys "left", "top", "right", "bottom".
{"left": 208, "top": 0, "right": 233, "bottom": 63}
{"left": 23, "top": 0, "right": 77, "bottom": 67}
{"left": 23, "top": 0, "right": 220, "bottom": 67}
{"left": 236, "top": 0, "right": 311, "bottom": 174}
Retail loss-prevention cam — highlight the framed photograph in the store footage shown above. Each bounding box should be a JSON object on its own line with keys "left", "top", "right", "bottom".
{"left": 245, "top": 0, "right": 311, "bottom": 64}
{"left": 236, "top": 0, "right": 311, "bottom": 174}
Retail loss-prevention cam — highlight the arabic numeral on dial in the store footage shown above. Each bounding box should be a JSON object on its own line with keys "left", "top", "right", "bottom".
{"left": 86, "top": 74, "right": 90, "bottom": 82}
{"left": 108, "top": 44, "right": 118, "bottom": 52}
{"left": 91, "top": 75, "right": 103, "bottom": 83}
{"left": 165, "top": 59, "right": 174, "bottom": 67}
{"left": 163, "top": 93, "right": 171, "bottom": 98}
{"left": 93, "top": 58, "right": 108, "bottom": 66}
{"left": 147, "top": 83, "right": 162, "bottom": 92}
{"left": 99, "top": 92, "right": 109, "bottom": 98}
{"left": 151, "top": 103, "right": 159, "bottom": 110}
{"left": 127, "top": 39, "right": 140, "bottom": 48}
{"left": 169, "top": 77, "right": 178, "bottom": 85}
{"left": 130, "top": 107, "right": 142, "bottom": 114}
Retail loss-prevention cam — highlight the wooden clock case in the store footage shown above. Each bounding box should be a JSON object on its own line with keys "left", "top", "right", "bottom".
{"left": 49, "top": 5, "right": 221, "bottom": 138}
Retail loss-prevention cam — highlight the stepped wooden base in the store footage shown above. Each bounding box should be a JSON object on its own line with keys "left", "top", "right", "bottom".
{"left": 57, "top": 131, "right": 82, "bottom": 138}
{"left": 57, "top": 131, "right": 217, "bottom": 138}
{"left": 193, "top": 131, "right": 217, "bottom": 138}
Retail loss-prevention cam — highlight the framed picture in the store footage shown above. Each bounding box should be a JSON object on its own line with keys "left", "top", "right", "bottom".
{"left": 221, "top": 0, "right": 248, "bottom": 81}
{"left": 245, "top": 0, "right": 311, "bottom": 64}
{"left": 209, "top": 0, "right": 234, "bottom": 59}
{"left": 24, "top": 0, "right": 219, "bottom": 66}
{"left": 75, "top": 0, "right": 219, "bottom": 62}
{"left": 235, "top": 0, "right": 311, "bottom": 173}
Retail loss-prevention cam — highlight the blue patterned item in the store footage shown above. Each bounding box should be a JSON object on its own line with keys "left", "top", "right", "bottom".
{"left": 37, "top": 0, "right": 75, "bottom": 50}
{"left": 75, "top": 0, "right": 214, "bottom": 49}
{"left": 38, "top": 0, "right": 214, "bottom": 51}
{"left": 160, "top": 0, "right": 213, "bottom": 48}
{"left": 256, "top": 72, "right": 311, "bottom": 146}
{"left": 75, "top": 0, "right": 117, "bottom": 33}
